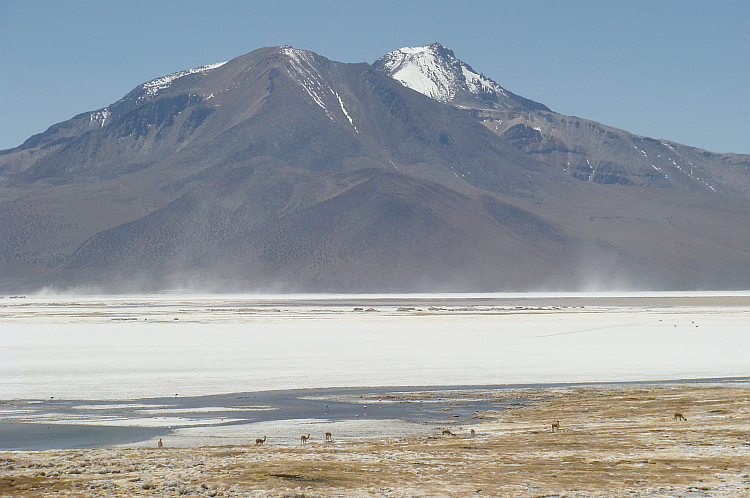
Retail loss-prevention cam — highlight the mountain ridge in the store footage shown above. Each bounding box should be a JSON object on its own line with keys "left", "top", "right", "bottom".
{"left": 374, "top": 43, "right": 750, "bottom": 197}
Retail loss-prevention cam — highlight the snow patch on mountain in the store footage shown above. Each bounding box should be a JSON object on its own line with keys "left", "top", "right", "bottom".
{"left": 282, "top": 46, "right": 359, "bottom": 131}
{"left": 375, "top": 43, "right": 506, "bottom": 103}
{"left": 282, "top": 46, "right": 335, "bottom": 121}
{"left": 377, "top": 45, "right": 456, "bottom": 101}
{"left": 374, "top": 43, "right": 552, "bottom": 112}
{"left": 461, "top": 65, "right": 506, "bottom": 97}
{"left": 89, "top": 109, "right": 110, "bottom": 127}
{"left": 335, "top": 92, "right": 358, "bottom": 132}
{"left": 139, "top": 61, "right": 228, "bottom": 101}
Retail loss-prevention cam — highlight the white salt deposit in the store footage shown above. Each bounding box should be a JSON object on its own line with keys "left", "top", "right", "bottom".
{"left": 0, "top": 293, "right": 748, "bottom": 402}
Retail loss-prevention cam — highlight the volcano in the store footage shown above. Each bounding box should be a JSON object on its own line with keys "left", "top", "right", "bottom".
{"left": 1, "top": 45, "right": 748, "bottom": 292}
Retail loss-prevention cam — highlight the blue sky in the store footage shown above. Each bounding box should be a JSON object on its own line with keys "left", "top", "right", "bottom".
{"left": 1, "top": 0, "right": 748, "bottom": 154}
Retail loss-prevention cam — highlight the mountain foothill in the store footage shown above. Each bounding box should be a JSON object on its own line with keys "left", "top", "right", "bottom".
{"left": 1, "top": 44, "right": 748, "bottom": 292}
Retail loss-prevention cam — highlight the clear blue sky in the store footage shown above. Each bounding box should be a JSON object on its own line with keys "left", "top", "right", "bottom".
{"left": 1, "top": 0, "right": 748, "bottom": 154}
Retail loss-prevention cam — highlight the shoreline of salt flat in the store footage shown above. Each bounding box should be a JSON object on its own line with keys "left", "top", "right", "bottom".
{"left": 2, "top": 378, "right": 748, "bottom": 452}
{"left": 2, "top": 384, "right": 748, "bottom": 498}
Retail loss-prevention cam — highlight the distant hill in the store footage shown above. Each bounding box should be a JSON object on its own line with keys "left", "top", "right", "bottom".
{"left": 1, "top": 45, "right": 748, "bottom": 292}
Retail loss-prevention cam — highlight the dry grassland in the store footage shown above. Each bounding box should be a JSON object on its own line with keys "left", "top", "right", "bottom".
{"left": 2, "top": 385, "right": 749, "bottom": 497}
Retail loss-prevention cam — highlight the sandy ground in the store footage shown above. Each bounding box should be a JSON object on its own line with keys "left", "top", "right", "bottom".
{"left": 2, "top": 385, "right": 749, "bottom": 497}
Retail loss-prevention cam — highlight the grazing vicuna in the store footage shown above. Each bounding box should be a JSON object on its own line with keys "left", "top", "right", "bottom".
{"left": 674, "top": 412, "right": 687, "bottom": 421}
{"left": 442, "top": 429, "right": 455, "bottom": 436}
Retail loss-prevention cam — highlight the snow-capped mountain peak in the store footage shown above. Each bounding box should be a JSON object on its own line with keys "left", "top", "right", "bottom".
{"left": 373, "top": 43, "right": 550, "bottom": 112}
{"left": 373, "top": 43, "right": 505, "bottom": 103}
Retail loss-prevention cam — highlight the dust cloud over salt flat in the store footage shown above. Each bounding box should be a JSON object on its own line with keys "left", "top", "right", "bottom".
{"left": 1, "top": 292, "right": 748, "bottom": 401}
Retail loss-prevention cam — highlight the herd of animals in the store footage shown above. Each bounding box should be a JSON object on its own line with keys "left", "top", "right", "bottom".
{"left": 155, "top": 412, "right": 688, "bottom": 448}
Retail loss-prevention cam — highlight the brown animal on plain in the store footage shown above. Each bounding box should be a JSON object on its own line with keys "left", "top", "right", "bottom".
{"left": 674, "top": 412, "right": 687, "bottom": 421}
{"left": 470, "top": 429, "right": 476, "bottom": 437}
{"left": 255, "top": 436, "right": 266, "bottom": 445}
{"left": 325, "top": 432, "right": 332, "bottom": 441}
{"left": 551, "top": 421, "right": 560, "bottom": 432}
{"left": 442, "top": 429, "right": 455, "bottom": 436}
{"left": 301, "top": 433, "right": 311, "bottom": 444}
{"left": 157, "top": 438, "right": 163, "bottom": 448}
